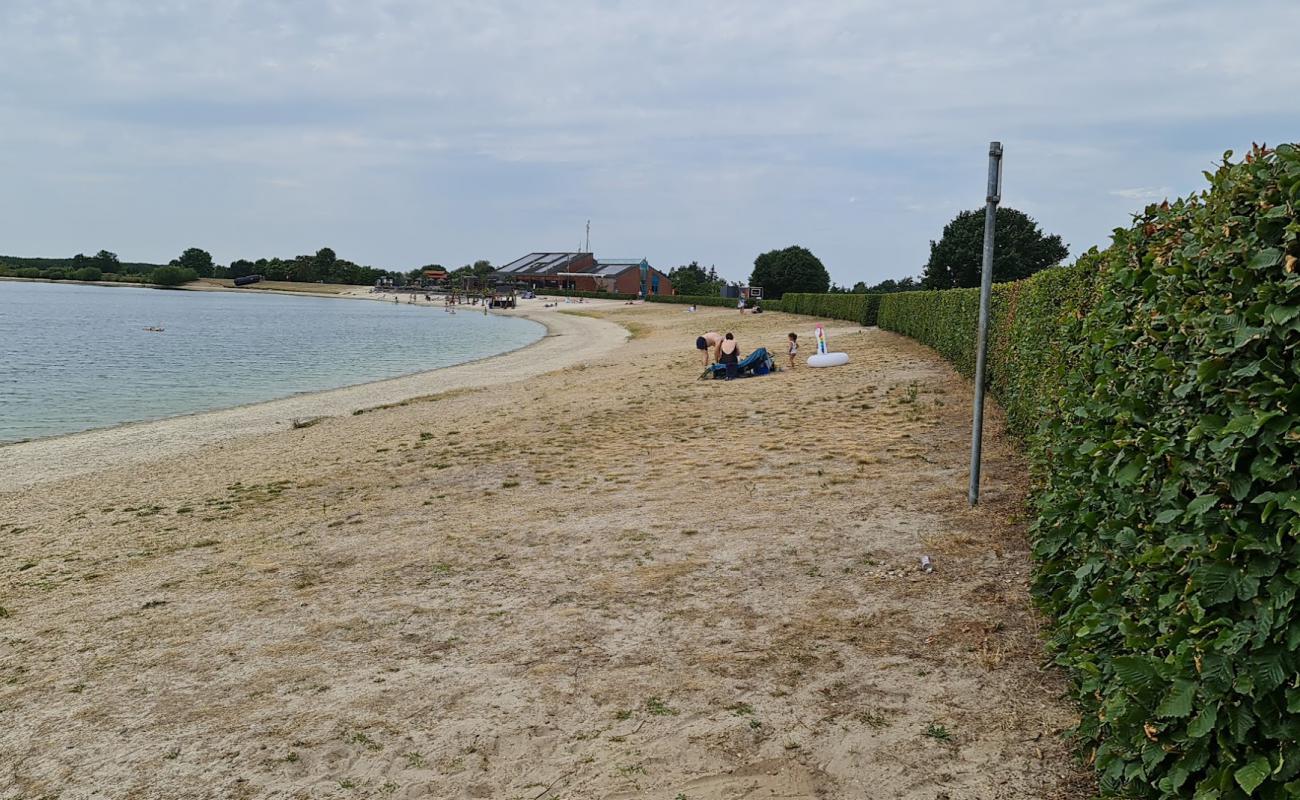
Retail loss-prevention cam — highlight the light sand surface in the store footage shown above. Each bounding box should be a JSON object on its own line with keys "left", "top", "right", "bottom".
{"left": 0, "top": 303, "right": 1093, "bottom": 799}
{"left": 0, "top": 302, "right": 625, "bottom": 493}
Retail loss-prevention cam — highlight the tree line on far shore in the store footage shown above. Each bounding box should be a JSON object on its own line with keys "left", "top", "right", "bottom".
{"left": 1, "top": 206, "right": 1069, "bottom": 296}
{"left": 0, "top": 247, "right": 508, "bottom": 289}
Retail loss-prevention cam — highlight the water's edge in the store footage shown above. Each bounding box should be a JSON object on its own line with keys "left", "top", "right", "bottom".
{"left": 0, "top": 282, "right": 546, "bottom": 446}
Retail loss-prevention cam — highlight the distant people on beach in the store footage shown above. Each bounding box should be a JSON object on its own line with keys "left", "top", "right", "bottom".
{"left": 695, "top": 331, "right": 724, "bottom": 366}
{"left": 718, "top": 333, "right": 740, "bottom": 380}
{"left": 737, "top": 297, "right": 745, "bottom": 313}
{"left": 787, "top": 332, "right": 798, "bottom": 368}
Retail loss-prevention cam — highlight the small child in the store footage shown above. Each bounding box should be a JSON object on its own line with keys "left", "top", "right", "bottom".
{"left": 787, "top": 332, "right": 798, "bottom": 368}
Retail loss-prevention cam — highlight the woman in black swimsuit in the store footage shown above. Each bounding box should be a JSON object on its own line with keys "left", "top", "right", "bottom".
{"left": 718, "top": 332, "right": 740, "bottom": 380}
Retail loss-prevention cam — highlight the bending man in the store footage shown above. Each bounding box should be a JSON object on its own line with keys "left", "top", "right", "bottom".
{"left": 695, "top": 331, "right": 724, "bottom": 367}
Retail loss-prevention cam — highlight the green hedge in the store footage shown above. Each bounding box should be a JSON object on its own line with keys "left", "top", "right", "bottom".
{"left": 536, "top": 289, "right": 637, "bottom": 301}
{"left": 0, "top": 265, "right": 149, "bottom": 284}
{"left": 778, "top": 293, "right": 882, "bottom": 325}
{"left": 879, "top": 145, "right": 1300, "bottom": 798}
{"left": 149, "top": 266, "right": 199, "bottom": 287}
{"left": 876, "top": 261, "right": 1099, "bottom": 438}
{"left": 646, "top": 294, "right": 735, "bottom": 307}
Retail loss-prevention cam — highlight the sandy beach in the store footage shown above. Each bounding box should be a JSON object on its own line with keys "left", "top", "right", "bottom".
{"left": 0, "top": 300, "right": 1092, "bottom": 799}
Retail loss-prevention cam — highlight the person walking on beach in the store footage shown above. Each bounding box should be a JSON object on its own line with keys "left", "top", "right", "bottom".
{"left": 718, "top": 333, "right": 740, "bottom": 380}
{"left": 696, "top": 331, "right": 724, "bottom": 366}
{"left": 787, "top": 332, "right": 798, "bottom": 368}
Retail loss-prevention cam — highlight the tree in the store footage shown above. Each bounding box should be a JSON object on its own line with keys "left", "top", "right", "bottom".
{"left": 93, "top": 250, "right": 120, "bottom": 273}
{"left": 668, "top": 261, "right": 722, "bottom": 296}
{"left": 855, "top": 276, "right": 918, "bottom": 294}
{"left": 748, "top": 245, "right": 830, "bottom": 299}
{"left": 172, "top": 247, "right": 215, "bottom": 278}
{"left": 228, "top": 259, "right": 257, "bottom": 279}
{"left": 921, "top": 208, "right": 1068, "bottom": 289}
{"left": 313, "top": 247, "right": 337, "bottom": 281}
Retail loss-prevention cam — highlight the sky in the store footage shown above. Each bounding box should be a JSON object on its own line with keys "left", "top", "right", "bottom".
{"left": 2, "top": 1, "right": 1297, "bottom": 286}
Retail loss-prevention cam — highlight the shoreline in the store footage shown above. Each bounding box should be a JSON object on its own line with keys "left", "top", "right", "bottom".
{"left": 0, "top": 300, "right": 630, "bottom": 493}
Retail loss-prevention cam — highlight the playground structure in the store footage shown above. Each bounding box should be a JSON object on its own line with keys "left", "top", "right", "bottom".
{"left": 372, "top": 273, "right": 520, "bottom": 310}
{"left": 442, "top": 275, "right": 517, "bottom": 309}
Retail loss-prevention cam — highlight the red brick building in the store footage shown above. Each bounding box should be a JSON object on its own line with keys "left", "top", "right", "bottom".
{"left": 494, "top": 253, "right": 673, "bottom": 297}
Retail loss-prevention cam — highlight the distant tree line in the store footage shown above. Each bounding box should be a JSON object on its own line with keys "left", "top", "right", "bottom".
{"left": 225, "top": 247, "right": 399, "bottom": 285}
{"left": 0, "top": 246, "right": 442, "bottom": 288}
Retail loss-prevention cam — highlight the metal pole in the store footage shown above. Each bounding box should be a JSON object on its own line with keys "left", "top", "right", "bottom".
{"left": 969, "top": 141, "right": 1002, "bottom": 506}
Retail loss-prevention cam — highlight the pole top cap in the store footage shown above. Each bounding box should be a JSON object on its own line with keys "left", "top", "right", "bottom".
{"left": 989, "top": 141, "right": 1003, "bottom": 155}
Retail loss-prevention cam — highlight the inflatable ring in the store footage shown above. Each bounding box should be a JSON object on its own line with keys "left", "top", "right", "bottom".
{"left": 807, "top": 352, "right": 849, "bottom": 367}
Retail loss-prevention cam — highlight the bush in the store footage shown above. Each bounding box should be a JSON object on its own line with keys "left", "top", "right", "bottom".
{"left": 16, "top": 267, "right": 42, "bottom": 279}
{"left": 646, "top": 294, "right": 737, "bottom": 308}
{"left": 879, "top": 144, "right": 1300, "bottom": 798}
{"left": 536, "top": 289, "right": 636, "bottom": 301}
{"left": 71, "top": 267, "right": 103, "bottom": 282}
{"left": 149, "top": 266, "right": 198, "bottom": 287}
{"left": 779, "top": 293, "right": 882, "bottom": 326}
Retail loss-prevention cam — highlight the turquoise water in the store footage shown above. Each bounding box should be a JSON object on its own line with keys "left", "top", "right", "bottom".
{"left": 0, "top": 281, "right": 543, "bottom": 444}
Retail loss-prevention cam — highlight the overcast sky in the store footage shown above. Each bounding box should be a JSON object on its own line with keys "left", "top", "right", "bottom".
{"left": 2, "top": 1, "right": 1296, "bottom": 285}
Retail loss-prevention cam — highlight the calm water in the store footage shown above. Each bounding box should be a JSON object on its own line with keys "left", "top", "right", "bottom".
{"left": 0, "top": 281, "right": 543, "bottom": 443}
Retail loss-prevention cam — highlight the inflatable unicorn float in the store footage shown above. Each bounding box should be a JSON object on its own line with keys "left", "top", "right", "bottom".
{"left": 807, "top": 323, "right": 849, "bottom": 367}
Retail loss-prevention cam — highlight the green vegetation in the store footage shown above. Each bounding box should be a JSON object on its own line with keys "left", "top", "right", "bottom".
{"left": 921, "top": 207, "right": 1068, "bottom": 289}
{"left": 749, "top": 245, "right": 830, "bottom": 298}
{"left": 646, "top": 293, "right": 738, "bottom": 308}
{"left": 644, "top": 696, "right": 677, "bottom": 716}
{"left": 227, "top": 246, "right": 397, "bottom": 285}
{"left": 172, "top": 247, "right": 215, "bottom": 277}
{"left": 149, "top": 265, "right": 199, "bottom": 287}
{"left": 879, "top": 144, "right": 1300, "bottom": 798}
{"left": 538, "top": 288, "right": 637, "bottom": 301}
{"left": 780, "top": 293, "right": 882, "bottom": 326}
{"left": 666, "top": 261, "right": 725, "bottom": 295}
{"left": 1, "top": 245, "right": 407, "bottom": 287}
{"left": 853, "top": 276, "right": 919, "bottom": 294}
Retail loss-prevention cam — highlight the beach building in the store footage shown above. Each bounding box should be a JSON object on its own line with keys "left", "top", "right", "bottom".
{"left": 494, "top": 252, "right": 674, "bottom": 296}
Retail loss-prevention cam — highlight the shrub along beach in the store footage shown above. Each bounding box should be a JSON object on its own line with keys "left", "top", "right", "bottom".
{"left": 880, "top": 144, "right": 1300, "bottom": 798}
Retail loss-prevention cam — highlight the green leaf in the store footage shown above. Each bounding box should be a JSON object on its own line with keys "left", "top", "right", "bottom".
{"left": 1112, "top": 656, "right": 1159, "bottom": 689}
{"left": 1116, "top": 460, "right": 1143, "bottom": 485}
{"left": 1155, "top": 508, "right": 1182, "bottom": 524}
{"left": 1156, "top": 679, "right": 1197, "bottom": 718}
{"left": 1186, "top": 495, "right": 1220, "bottom": 517}
{"left": 1249, "top": 651, "right": 1287, "bottom": 692}
{"left": 1247, "top": 248, "right": 1283, "bottom": 270}
{"left": 1234, "top": 754, "right": 1271, "bottom": 794}
{"left": 1193, "top": 563, "right": 1240, "bottom": 605}
{"left": 1186, "top": 702, "right": 1219, "bottom": 738}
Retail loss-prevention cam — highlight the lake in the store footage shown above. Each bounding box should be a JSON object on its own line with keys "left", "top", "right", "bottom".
{"left": 0, "top": 281, "right": 543, "bottom": 444}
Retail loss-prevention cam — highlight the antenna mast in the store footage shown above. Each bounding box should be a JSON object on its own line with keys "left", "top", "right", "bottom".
{"left": 585, "top": 220, "right": 590, "bottom": 253}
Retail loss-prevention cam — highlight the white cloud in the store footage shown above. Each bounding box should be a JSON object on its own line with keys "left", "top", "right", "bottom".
{"left": 0, "top": 0, "right": 1297, "bottom": 283}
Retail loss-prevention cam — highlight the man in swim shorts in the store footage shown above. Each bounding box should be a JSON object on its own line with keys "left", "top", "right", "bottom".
{"left": 696, "top": 331, "right": 723, "bottom": 366}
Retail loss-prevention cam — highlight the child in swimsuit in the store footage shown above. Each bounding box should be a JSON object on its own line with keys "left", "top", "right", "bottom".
{"left": 787, "top": 333, "right": 798, "bottom": 368}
